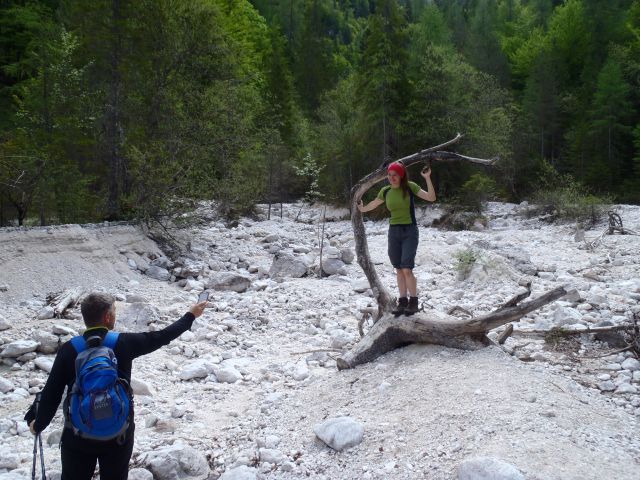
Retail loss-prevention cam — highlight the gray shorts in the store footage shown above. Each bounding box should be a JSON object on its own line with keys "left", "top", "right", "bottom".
{"left": 388, "top": 224, "right": 419, "bottom": 269}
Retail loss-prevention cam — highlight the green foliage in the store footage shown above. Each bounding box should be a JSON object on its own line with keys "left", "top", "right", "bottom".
{"left": 529, "top": 159, "right": 612, "bottom": 226}
{"left": 544, "top": 326, "right": 570, "bottom": 348}
{"left": 2, "top": 0, "right": 640, "bottom": 227}
{"left": 457, "top": 173, "right": 499, "bottom": 214}
{"left": 356, "top": 0, "right": 409, "bottom": 163}
{"left": 293, "top": 153, "right": 325, "bottom": 204}
{"left": 453, "top": 248, "right": 481, "bottom": 279}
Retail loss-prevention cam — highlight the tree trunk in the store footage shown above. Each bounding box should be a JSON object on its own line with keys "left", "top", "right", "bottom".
{"left": 337, "top": 286, "right": 568, "bottom": 370}
{"left": 106, "top": 0, "right": 124, "bottom": 220}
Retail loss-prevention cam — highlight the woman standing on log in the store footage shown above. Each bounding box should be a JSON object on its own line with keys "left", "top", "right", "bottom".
{"left": 357, "top": 162, "right": 436, "bottom": 315}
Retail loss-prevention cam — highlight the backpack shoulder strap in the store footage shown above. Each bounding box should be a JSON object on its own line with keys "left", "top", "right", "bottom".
{"left": 382, "top": 185, "right": 392, "bottom": 201}
{"left": 70, "top": 336, "right": 87, "bottom": 353}
{"left": 102, "top": 332, "right": 120, "bottom": 350}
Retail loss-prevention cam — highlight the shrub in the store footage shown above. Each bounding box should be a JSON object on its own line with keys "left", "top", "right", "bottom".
{"left": 528, "top": 160, "right": 612, "bottom": 227}
{"left": 457, "top": 172, "right": 498, "bottom": 214}
{"left": 453, "top": 248, "right": 481, "bottom": 279}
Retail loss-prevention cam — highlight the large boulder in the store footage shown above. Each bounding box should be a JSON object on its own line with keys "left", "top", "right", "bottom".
{"left": 219, "top": 466, "right": 258, "bottom": 480}
{"left": 173, "top": 260, "right": 207, "bottom": 279}
{"left": 33, "top": 331, "right": 59, "bottom": 354}
{"left": 314, "top": 417, "right": 364, "bottom": 451}
{"left": 1, "top": 340, "right": 39, "bottom": 358}
{"left": 115, "top": 302, "right": 159, "bottom": 332}
{"left": 206, "top": 272, "right": 251, "bottom": 293}
{"left": 146, "top": 265, "right": 171, "bottom": 282}
{"left": 142, "top": 444, "right": 210, "bottom": 480}
{"left": 0, "top": 314, "right": 10, "bottom": 331}
{"left": 269, "top": 253, "right": 308, "bottom": 279}
{"left": 457, "top": 456, "right": 524, "bottom": 480}
{"left": 321, "top": 258, "right": 346, "bottom": 276}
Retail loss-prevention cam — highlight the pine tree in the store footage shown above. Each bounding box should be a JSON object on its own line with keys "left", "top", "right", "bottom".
{"left": 356, "top": 0, "right": 408, "bottom": 164}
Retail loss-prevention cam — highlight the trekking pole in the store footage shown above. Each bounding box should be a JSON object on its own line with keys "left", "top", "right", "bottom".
{"left": 38, "top": 432, "right": 45, "bottom": 480}
{"left": 31, "top": 433, "right": 37, "bottom": 480}
{"left": 31, "top": 393, "right": 46, "bottom": 480}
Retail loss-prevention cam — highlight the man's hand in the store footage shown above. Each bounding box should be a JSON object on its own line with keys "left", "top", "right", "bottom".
{"left": 29, "top": 420, "right": 36, "bottom": 435}
{"left": 189, "top": 301, "right": 207, "bottom": 318}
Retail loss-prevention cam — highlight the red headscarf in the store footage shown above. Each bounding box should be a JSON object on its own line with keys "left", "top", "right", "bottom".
{"left": 387, "top": 162, "right": 406, "bottom": 178}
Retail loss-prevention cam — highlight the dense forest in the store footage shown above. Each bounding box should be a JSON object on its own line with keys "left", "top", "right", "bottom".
{"left": 1, "top": 0, "right": 639, "bottom": 226}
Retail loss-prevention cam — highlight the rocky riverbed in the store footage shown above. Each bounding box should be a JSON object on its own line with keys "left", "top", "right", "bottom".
{"left": 0, "top": 201, "right": 639, "bottom": 480}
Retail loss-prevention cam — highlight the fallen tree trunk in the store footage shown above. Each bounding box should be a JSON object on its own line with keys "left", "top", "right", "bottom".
{"left": 47, "top": 287, "right": 84, "bottom": 318}
{"left": 336, "top": 286, "right": 568, "bottom": 370}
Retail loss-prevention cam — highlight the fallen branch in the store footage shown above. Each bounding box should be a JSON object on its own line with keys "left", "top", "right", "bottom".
{"left": 337, "top": 286, "right": 568, "bottom": 370}
{"left": 47, "top": 287, "right": 85, "bottom": 318}
{"left": 290, "top": 348, "right": 342, "bottom": 355}
{"left": 514, "top": 324, "right": 633, "bottom": 335}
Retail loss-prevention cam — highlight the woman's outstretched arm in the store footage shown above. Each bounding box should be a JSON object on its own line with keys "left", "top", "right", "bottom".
{"left": 357, "top": 197, "right": 384, "bottom": 212}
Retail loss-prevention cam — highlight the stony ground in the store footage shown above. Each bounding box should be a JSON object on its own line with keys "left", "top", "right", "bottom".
{"left": 0, "top": 201, "right": 639, "bottom": 480}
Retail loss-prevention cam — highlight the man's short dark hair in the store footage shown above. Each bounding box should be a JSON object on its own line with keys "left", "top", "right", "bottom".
{"left": 81, "top": 293, "right": 115, "bottom": 327}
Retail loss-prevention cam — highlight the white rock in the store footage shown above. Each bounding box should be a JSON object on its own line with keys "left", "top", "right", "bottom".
{"left": 128, "top": 468, "right": 154, "bottom": 480}
{"left": 329, "top": 329, "right": 355, "bottom": 349}
{"left": 621, "top": 358, "right": 640, "bottom": 371}
{"left": 37, "top": 306, "right": 55, "bottom": 319}
{"left": 1, "top": 340, "right": 39, "bottom": 358}
{"left": 553, "top": 307, "right": 582, "bottom": 326}
{"left": 34, "top": 357, "right": 54, "bottom": 373}
{"left": 264, "top": 435, "right": 281, "bottom": 449}
{"left": 0, "top": 473, "right": 29, "bottom": 480}
{"left": 269, "top": 254, "right": 308, "bottom": 279}
{"left": 351, "top": 278, "right": 370, "bottom": 293}
{"left": 33, "top": 331, "right": 59, "bottom": 353}
{"left": 457, "top": 456, "right": 524, "bottom": 480}
{"left": 0, "top": 449, "right": 20, "bottom": 469}
{"left": 615, "top": 383, "right": 638, "bottom": 394}
{"left": 180, "top": 331, "right": 195, "bottom": 342}
{"left": 321, "top": 258, "right": 346, "bottom": 276}
{"left": 598, "top": 381, "right": 616, "bottom": 392}
{"left": 0, "top": 376, "right": 14, "bottom": 393}
{"left": 171, "top": 405, "right": 186, "bottom": 418}
{"left": 115, "top": 302, "right": 159, "bottom": 332}
{"left": 341, "top": 248, "right": 355, "bottom": 264}
{"left": 146, "top": 265, "right": 171, "bottom": 281}
{"left": 52, "top": 324, "right": 77, "bottom": 336}
{"left": 219, "top": 465, "right": 258, "bottom": 480}
{"left": 0, "top": 315, "right": 10, "bottom": 331}
{"left": 143, "top": 443, "right": 210, "bottom": 480}
{"left": 314, "top": 417, "right": 364, "bottom": 451}
{"left": 131, "top": 377, "right": 154, "bottom": 396}
{"left": 213, "top": 364, "right": 242, "bottom": 384}
{"left": 178, "top": 360, "right": 211, "bottom": 380}
{"left": 206, "top": 272, "right": 252, "bottom": 293}
{"left": 292, "top": 365, "right": 310, "bottom": 381}
{"left": 259, "top": 448, "right": 284, "bottom": 464}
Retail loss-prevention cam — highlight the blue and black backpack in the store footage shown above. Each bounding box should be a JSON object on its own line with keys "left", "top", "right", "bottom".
{"left": 64, "top": 332, "right": 131, "bottom": 441}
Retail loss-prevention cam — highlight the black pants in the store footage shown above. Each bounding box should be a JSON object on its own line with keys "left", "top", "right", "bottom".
{"left": 60, "top": 427, "right": 134, "bottom": 480}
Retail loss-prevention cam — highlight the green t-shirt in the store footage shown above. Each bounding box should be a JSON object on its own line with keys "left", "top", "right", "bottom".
{"left": 376, "top": 181, "right": 421, "bottom": 225}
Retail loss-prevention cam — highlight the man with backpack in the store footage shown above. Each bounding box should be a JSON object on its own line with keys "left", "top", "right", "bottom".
{"left": 24, "top": 292, "right": 208, "bottom": 480}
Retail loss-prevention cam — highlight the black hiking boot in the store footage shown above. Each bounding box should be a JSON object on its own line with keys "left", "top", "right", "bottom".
{"left": 392, "top": 297, "right": 408, "bottom": 316}
{"left": 404, "top": 296, "right": 419, "bottom": 315}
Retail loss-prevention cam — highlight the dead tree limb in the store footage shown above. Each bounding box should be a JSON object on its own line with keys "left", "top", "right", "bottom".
{"left": 336, "top": 286, "right": 568, "bottom": 370}
{"left": 350, "top": 134, "right": 498, "bottom": 318}
{"left": 47, "top": 287, "right": 85, "bottom": 318}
